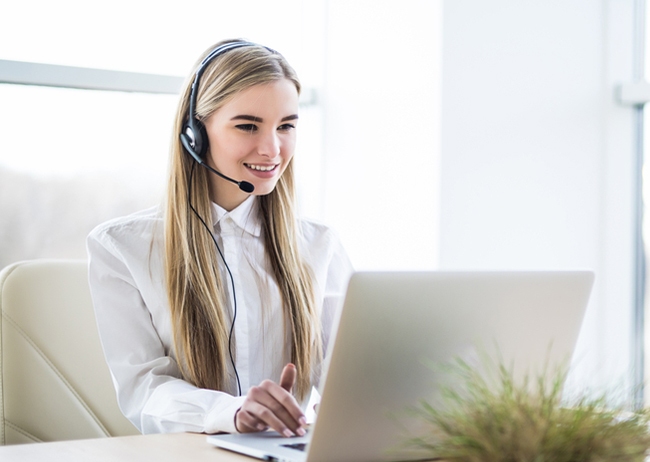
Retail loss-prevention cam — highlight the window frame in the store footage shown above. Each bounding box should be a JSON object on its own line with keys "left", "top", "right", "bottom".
{"left": 0, "top": 59, "right": 183, "bottom": 94}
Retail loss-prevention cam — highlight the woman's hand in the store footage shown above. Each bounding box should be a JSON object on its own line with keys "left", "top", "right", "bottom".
{"left": 234, "top": 363, "right": 307, "bottom": 437}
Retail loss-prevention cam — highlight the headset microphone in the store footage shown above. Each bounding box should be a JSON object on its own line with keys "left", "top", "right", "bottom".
{"left": 180, "top": 41, "right": 256, "bottom": 194}
{"left": 180, "top": 131, "right": 255, "bottom": 193}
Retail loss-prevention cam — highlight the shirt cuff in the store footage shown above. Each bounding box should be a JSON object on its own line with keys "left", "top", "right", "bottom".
{"left": 204, "top": 395, "right": 247, "bottom": 434}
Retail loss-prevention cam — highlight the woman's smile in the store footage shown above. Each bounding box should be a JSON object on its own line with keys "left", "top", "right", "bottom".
{"left": 244, "top": 163, "right": 280, "bottom": 173}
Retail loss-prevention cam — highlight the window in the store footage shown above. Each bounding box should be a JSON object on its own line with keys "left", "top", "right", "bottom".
{"left": 0, "top": 83, "right": 176, "bottom": 266}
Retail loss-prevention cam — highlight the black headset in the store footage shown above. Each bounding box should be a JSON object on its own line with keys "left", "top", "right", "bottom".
{"left": 180, "top": 41, "right": 259, "bottom": 194}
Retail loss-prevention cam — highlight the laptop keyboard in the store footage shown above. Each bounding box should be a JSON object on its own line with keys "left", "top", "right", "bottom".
{"left": 281, "top": 442, "right": 307, "bottom": 452}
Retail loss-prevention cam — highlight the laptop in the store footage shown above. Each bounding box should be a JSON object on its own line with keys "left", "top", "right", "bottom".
{"left": 208, "top": 270, "right": 594, "bottom": 462}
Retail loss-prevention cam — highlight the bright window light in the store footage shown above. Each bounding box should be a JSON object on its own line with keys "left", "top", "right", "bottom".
{"left": 1, "top": 0, "right": 306, "bottom": 76}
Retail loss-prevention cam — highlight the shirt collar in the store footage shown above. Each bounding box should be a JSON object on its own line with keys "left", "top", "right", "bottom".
{"left": 211, "top": 195, "right": 262, "bottom": 237}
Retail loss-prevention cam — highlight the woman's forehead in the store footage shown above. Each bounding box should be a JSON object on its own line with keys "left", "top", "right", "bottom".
{"left": 214, "top": 80, "right": 299, "bottom": 120}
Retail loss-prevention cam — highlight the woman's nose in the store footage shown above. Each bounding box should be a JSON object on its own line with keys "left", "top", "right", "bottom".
{"left": 257, "top": 130, "right": 281, "bottom": 158}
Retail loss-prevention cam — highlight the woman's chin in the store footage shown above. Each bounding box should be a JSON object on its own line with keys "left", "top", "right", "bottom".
{"left": 250, "top": 181, "right": 280, "bottom": 197}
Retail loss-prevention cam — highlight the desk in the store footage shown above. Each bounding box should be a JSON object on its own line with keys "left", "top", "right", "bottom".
{"left": 0, "top": 432, "right": 250, "bottom": 462}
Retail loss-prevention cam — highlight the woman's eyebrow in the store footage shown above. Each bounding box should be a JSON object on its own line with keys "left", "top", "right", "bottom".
{"left": 230, "top": 114, "right": 299, "bottom": 123}
{"left": 231, "top": 115, "right": 263, "bottom": 122}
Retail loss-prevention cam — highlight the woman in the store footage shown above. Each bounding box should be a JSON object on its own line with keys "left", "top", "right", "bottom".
{"left": 87, "top": 39, "right": 353, "bottom": 437}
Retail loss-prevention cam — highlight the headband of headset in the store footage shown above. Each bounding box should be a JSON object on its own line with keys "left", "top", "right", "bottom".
{"left": 181, "top": 41, "right": 258, "bottom": 161}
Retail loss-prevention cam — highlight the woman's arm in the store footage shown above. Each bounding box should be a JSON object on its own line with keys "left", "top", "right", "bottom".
{"left": 87, "top": 227, "right": 245, "bottom": 434}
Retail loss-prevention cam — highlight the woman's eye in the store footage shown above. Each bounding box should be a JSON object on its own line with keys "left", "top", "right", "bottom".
{"left": 278, "top": 124, "right": 296, "bottom": 131}
{"left": 236, "top": 124, "right": 257, "bottom": 133}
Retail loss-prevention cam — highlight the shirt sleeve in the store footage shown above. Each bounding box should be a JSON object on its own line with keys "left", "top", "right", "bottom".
{"left": 87, "top": 228, "right": 246, "bottom": 434}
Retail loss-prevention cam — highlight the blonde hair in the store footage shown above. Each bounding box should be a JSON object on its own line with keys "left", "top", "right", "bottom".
{"left": 164, "top": 40, "right": 318, "bottom": 398}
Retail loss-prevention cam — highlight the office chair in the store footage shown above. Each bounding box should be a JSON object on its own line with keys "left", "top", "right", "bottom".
{"left": 0, "top": 259, "right": 139, "bottom": 445}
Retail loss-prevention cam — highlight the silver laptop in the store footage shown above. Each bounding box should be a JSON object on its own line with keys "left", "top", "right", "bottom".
{"left": 208, "top": 271, "right": 594, "bottom": 462}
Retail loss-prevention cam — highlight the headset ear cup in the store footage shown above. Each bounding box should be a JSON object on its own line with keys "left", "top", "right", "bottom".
{"left": 195, "top": 120, "right": 209, "bottom": 158}
{"left": 181, "top": 118, "right": 209, "bottom": 161}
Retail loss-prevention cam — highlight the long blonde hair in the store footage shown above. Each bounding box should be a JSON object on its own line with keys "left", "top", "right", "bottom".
{"left": 164, "top": 40, "right": 318, "bottom": 398}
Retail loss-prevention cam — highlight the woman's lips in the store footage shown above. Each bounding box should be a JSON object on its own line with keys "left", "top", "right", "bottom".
{"left": 244, "top": 163, "right": 278, "bottom": 172}
{"left": 244, "top": 163, "right": 280, "bottom": 178}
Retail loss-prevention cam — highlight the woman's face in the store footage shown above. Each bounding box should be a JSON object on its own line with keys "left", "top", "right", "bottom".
{"left": 203, "top": 78, "right": 299, "bottom": 211}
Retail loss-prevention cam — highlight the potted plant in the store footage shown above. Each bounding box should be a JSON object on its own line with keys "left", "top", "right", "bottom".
{"left": 408, "top": 359, "right": 650, "bottom": 462}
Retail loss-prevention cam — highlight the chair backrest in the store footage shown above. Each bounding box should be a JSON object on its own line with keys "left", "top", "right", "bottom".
{"left": 0, "top": 259, "right": 139, "bottom": 445}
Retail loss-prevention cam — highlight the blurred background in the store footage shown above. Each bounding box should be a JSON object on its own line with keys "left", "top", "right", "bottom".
{"left": 1, "top": 0, "right": 648, "bottom": 406}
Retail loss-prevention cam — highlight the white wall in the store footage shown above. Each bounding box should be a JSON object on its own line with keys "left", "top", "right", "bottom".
{"left": 439, "top": 0, "right": 638, "bottom": 396}
{"left": 320, "top": 0, "right": 442, "bottom": 271}
{"left": 319, "top": 0, "right": 639, "bottom": 395}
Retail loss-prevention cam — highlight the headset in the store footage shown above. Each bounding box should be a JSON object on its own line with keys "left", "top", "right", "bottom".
{"left": 180, "top": 41, "right": 257, "bottom": 193}
{"left": 180, "top": 41, "right": 265, "bottom": 396}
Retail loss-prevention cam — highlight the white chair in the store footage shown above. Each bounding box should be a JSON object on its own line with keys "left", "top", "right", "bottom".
{"left": 0, "top": 259, "right": 139, "bottom": 445}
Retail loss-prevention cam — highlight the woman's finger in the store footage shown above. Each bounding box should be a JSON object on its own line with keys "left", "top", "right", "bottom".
{"left": 241, "top": 397, "right": 298, "bottom": 437}
{"left": 279, "top": 363, "right": 296, "bottom": 393}
{"left": 235, "top": 408, "right": 268, "bottom": 433}
{"left": 235, "top": 365, "right": 307, "bottom": 437}
{"left": 259, "top": 380, "right": 306, "bottom": 430}
{"left": 242, "top": 383, "right": 306, "bottom": 436}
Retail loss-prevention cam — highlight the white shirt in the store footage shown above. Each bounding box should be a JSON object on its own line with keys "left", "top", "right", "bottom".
{"left": 87, "top": 196, "right": 353, "bottom": 434}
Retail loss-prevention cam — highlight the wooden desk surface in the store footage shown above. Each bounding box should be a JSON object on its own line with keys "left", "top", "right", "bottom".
{"left": 0, "top": 432, "right": 251, "bottom": 462}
